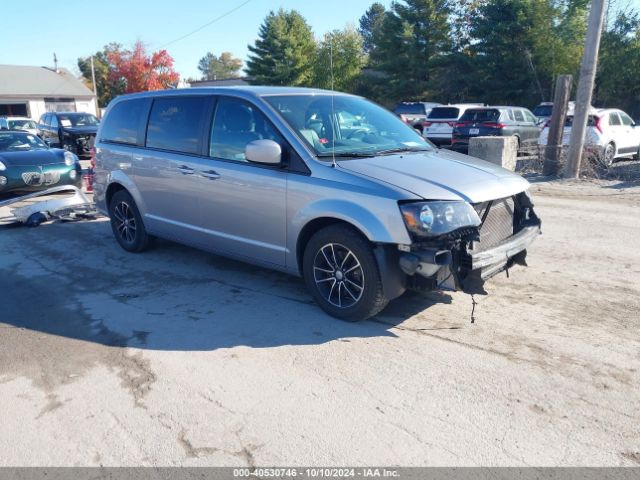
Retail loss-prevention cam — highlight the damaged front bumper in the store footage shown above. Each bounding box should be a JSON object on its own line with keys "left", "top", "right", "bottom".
{"left": 396, "top": 192, "right": 541, "bottom": 295}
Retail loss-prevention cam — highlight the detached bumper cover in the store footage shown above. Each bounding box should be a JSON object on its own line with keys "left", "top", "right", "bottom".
{"left": 470, "top": 224, "right": 540, "bottom": 271}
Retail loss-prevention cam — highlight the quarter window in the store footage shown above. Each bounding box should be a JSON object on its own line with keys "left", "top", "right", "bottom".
{"left": 210, "top": 97, "right": 282, "bottom": 162}
{"left": 608, "top": 112, "right": 621, "bottom": 126}
{"left": 146, "top": 97, "right": 207, "bottom": 154}
{"left": 101, "top": 99, "right": 148, "bottom": 145}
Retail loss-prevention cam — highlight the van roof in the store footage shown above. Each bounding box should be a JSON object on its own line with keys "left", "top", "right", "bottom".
{"left": 111, "top": 86, "right": 352, "bottom": 103}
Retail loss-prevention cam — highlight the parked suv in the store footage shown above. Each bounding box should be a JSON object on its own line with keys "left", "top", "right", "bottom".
{"left": 422, "top": 104, "right": 483, "bottom": 147}
{"left": 393, "top": 102, "right": 441, "bottom": 133}
{"left": 538, "top": 108, "right": 640, "bottom": 166}
{"left": 94, "top": 87, "right": 540, "bottom": 321}
{"left": 532, "top": 101, "right": 577, "bottom": 126}
{"left": 37, "top": 112, "right": 99, "bottom": 159}
{"left": 451, "top": 106, "right": 541, "bottom": 154}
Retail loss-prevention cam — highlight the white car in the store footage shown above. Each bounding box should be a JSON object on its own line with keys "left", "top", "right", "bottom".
{"left": 0, "top": 116, "right": 38, "bottom": 136}
{"left": 538, "top": 108, "right": 640, "bottom": 165}
{"left": 422, "top": 104, "right": 483, "bottom": 147}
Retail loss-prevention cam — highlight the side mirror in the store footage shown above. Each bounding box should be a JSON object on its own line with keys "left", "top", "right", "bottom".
{"left": 245, "top": 139, "right": 282, "bottom": 165}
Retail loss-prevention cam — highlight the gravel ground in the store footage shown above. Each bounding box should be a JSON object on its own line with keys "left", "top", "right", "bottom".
{"left": 0, "top": 180, "right": 638, "bottom": 466}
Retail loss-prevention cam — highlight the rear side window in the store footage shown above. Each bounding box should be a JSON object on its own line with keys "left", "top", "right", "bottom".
{"left": 459, "top": 109, "right": 500, "bottom": 123}
{"left": 513, "top": 110, "right": 525, "bottom": 122}
{"left": 524, "top": 110, "right": 537, "bottom": 123}
{"left": 101, "top": 99, "right": 148, "bottom": 145}
{"left": 428, "top": 107, "right": 459, "bottom": 119}
{"left": 146, "top": 97, "right": 208, "bottom": 154}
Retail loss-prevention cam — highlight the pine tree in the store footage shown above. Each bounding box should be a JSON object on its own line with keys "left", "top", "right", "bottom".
{"left": 246, "top": 9, "right": 317, "bottom": 86}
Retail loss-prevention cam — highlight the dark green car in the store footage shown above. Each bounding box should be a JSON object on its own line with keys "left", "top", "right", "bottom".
{"left": 0, "top": 131, "right": 82, "bottom": 195}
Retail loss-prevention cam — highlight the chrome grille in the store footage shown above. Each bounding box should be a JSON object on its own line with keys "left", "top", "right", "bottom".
{"left": 472, "top": 197, "right": 514, "bottom": 252}
{"left": 21, "top": 171, "right": 61, "bottom": 186}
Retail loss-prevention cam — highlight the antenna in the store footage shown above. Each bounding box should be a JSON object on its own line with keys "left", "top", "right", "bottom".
{"left": 330, "top": 35, "right": 337, "bottom": 168}
{"left": 53, "top": 53, "right": 58, "bottom": 72}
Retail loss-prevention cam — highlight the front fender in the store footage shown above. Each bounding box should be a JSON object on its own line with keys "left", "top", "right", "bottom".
{"left": 291, "top": 198, "right": 411, "bottom": 245}
{"left": 285, "top": 197, "right": 411, "bottom": 277}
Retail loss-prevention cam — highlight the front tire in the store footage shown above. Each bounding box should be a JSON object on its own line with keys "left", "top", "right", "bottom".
{"left": 303, "top": 225, "right": 388, "bottom": 321}
{"left": 109, "top": 190, "right": 151, "bottom": 253}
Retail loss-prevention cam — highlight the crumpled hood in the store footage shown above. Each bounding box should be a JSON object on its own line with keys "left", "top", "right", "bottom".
{"left": 0, "top": 149, "right": 65, "bottom": 167}
{"left": 63, "top": 126, "right": 98, "bottom": 136}
{"left": 337, "top": 148, "right": 530, "bottom": 203}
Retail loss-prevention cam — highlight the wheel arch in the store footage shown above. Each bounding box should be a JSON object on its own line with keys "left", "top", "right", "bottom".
{"left": 296, "top": 217, "right": 369, "bottom": 276}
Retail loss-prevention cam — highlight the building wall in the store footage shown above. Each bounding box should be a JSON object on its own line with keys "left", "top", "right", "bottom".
{"left": 0, "top": 97, "right": 97, "bottom": 121}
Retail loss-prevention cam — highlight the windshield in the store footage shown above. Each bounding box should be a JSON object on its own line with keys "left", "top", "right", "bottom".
{"left": 8, "top": 119, "right": 37, "bottom": 130}
{"left": 263, "top": 94, "right": 432, "bottom": 158}
{"left": 0, "top": 132, "right": 48, "bottom": 151}
{"left": 428, "top": 107, "right": 460, "bottom": 119}
{"left": 58, "top": 114, "right": 100, "bottom": 128}
{"left": 459, "top": 109, "right": 501, "bottom": 123}
{"left": 533, "top": 105, "right": 553, "bottom": 117}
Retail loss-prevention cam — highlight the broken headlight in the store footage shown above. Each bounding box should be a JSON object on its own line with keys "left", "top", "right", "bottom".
{"left": 400, "top": 201, "right": 481, "bottom": 238}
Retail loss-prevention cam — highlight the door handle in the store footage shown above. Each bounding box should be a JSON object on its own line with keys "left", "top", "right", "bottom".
{"left": 177, "top": 165, "right": 195, "bottom": 175}
{"left": 199, "top": 169, "right": 220, "bottom": 180}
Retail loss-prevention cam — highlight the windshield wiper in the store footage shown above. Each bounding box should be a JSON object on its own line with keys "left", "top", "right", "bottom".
{"left": 316, "top": 152, "right": 378, "bottom": 158}
{"left": 375, "top": 147, "right": 430, "bottom": 155}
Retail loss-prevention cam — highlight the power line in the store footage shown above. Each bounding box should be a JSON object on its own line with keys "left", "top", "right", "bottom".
{"left": 158, "top": 0, "right": 253, "bottom": 49}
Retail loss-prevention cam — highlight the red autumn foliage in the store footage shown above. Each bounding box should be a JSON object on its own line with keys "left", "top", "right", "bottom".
{"left": 108, "top": 41, "right": 180, "bottom": 93}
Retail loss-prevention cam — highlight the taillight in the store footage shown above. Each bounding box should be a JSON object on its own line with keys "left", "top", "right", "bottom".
{"left": 594, "top": 116, "right": 603, "bottom": 133}
{"left": 447, "top": 121, "right": 456, "bottom": 127}
{"left": 454, "top": 122, "right": 469, "bottom": 128}
{"left": 89, "top": 146, "right": 96, "bottom": 169}
{"left": 423, "top": 121, "right": 432, "bottom": 128}
{"left": 484, "top": 123, "right": 505, "bottom": 129}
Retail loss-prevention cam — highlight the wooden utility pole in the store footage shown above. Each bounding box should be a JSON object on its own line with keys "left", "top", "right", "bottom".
{"left": 564, "top": 0, "right": 607, "bottom": 178}
{"left": 90, "top": 56, "right": 99, "bottom": 118}
{"left": 543, "top": 75, "right": 573, "bottom": 176}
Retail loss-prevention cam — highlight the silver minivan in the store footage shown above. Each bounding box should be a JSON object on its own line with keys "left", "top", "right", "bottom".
{"left": 93, "top": 87, "right": 541, "bottom": 321}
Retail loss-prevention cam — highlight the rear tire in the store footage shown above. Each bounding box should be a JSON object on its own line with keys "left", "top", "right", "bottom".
{"left": 109, "top": 190, "right": 151, "bottom": 253}
{"left": 302, "top": 225, "right": 388, "bottom": 321}
{"left": 602, "top": 142, "right": 616, "bottom": 167}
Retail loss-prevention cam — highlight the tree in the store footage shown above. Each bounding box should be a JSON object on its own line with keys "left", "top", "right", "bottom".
{"left": 359, "top": 3, "right": 387, "bottom": 55}
{"left": 197, "top": 52, "right": 243, "bottom": 80}
{"left": 465, "top": 0, "right": 589, "bottom": 106}
{"left": 596, "top": 11, "right": 640, "bottom": 118}
{"left": 246, "top": 9, "right": 317, "bottom": 86}
{"left": 369, "top": 0, "right": 454, "bottom": 101}
{"left": 312, "top": 26, "right": 367, "bottom": 92}
{"left": 108, "top": 41, "right": 180, "bottom": 93}
{"left": 78, "top": 43, "right": 124, "bottom": 107}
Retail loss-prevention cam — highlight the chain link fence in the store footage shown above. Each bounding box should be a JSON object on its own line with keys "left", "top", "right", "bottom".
{"left": 515, "top": 144, "right": 640, "bottom": 181}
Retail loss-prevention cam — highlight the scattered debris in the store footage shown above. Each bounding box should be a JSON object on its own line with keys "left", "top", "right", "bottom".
{"left": 0, "top": 186, "right": 96, "bottom": 227}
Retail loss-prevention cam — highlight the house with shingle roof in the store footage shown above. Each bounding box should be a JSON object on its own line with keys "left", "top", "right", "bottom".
{"left": 0, "top": 65, "right": 97, "bottom": 121}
